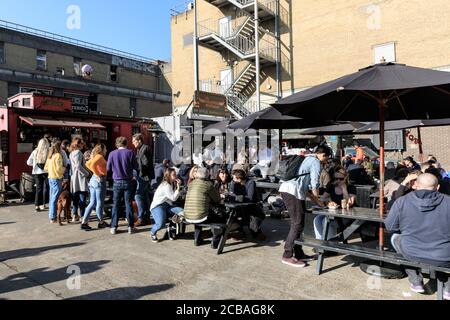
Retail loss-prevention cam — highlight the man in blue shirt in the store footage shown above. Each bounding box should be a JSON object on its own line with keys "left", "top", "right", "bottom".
{"left": 279, "top": 146, "right": 331, "bottom": 268}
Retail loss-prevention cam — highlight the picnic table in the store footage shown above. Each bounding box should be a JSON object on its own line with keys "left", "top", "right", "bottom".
{"left": 179, "top": 201, "right": 256, "bottom": 255}
{"left": 296, "top": 207, "right": 450, "bottom": 299}
{"left": 307, "top": 207, "right": 386, "bottom": 274}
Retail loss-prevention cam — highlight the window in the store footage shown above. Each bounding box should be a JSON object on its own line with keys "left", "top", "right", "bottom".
{"left": 130, "top": 98, "right": 137, "bottom": 118}
{"left": 183, "top": 33, "right": 193, "bottom": 48}
{"left": 36, "top": 50, "right": 47, "bottom": 70}
{"left": 110, "top": 65, "right": 118, "bottom": 82}
{"left": 0, "top": 42, "right": 4, "bottom": 64}
{"left": 373, "top": 42, "right": 396, "bottom": 64}
{"left": 88, "top": 93, "right": 98, "bottom": 114}
{"left": 20, "top": 87, "right": 53, "bottom": 95}
{"left": 56, "top": 67, "right": 65, "bottom": 76}
{"left": 22, "top": 98, "right": 31, "bottom": 107}
{"left": 74, "top": 57, "right": 82, "bottom": 76}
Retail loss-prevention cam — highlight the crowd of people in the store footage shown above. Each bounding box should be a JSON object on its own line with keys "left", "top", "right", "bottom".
{"left": 25, "top": 135, "right": 449, "bottom": 299}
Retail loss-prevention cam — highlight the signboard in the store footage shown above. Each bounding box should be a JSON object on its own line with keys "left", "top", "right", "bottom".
{"left": 112, "top": 56, "right": 159, "bottom": 75}
{"left": 33, "top": 95, "right": 72, "bottom": 113}
{"left": 193, "top": 91, "right": 229, "bottom": 118}
{"left": 371, "top": 130, "right": 406, "bottom": 151}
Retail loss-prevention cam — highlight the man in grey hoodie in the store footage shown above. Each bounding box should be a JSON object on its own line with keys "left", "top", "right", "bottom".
{"left": 385, "top": 173, "right": 450, "bottom": 298}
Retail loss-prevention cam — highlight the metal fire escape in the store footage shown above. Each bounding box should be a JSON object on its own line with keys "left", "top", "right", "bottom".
{"left": 198, "top": 0, "right": 289, "bottom": 119}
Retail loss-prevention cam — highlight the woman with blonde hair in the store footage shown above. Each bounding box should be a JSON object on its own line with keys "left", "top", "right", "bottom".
{"left": 188, "top": 165, "right": 199, "bottom": 185}
{"left": 69, "top": 137, "right": 90, "bottom": 223}
{"left": 44, "top": 140, "right": 65, "bottom": 223}
{"left": 81, "top": 143, "right": 109, "bottom": 230}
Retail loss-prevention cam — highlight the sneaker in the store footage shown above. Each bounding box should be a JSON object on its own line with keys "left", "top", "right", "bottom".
{"left": 444, "top": 291, "right": 450, "bottom": 300}
{"left": 71, "top": 216, "right": 80, "bottom": 223}
{"left": 151, "top": 233, "right": 158, "bottom": 243}
{"left": 410, "top": 283, "right": 425, "bottom": 293}
{"left": 134, "top": 219, "right": 143, "bottom": 227}
{"left": 41, "top": 205, "right": 47, "bottom": 211}
{"left": 50, "top": 219, "right": 57, "bottom": 224}
{"left": 168, "top": 231, "right": 176, "bottom": 241}
{"left": 298, "top": 254, "right": 318, "bottom": 262}
{"left": 110, "top": 228, "right": 117, "bottom": 235}
{"left": 81, "top": 224, "right": 92, "bottom": 231}
{"left": 97, "top": 221, "right": 110, "bottom": 229}
{"left": 35, "top": 207, "right": 41, "bottom": 213}
{"left": 128, "top": 227, "right": 137, "bottom": 234}
{"left": 281, "top": 257, "right": 307, "bottom": 268}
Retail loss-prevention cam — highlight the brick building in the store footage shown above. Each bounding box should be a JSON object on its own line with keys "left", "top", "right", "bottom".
{"left": 0, "top": 20, "right": 172, "bottom": 118}
{"left": 170, "top": 0, "right": 450, "bottom": 169}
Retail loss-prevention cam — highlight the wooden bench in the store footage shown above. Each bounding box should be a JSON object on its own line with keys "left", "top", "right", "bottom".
{"left": 178, "top": 220, "right": 228, "bottom": 255}
{"left": 295, "top": 237, "right": 450, "bottom": 300}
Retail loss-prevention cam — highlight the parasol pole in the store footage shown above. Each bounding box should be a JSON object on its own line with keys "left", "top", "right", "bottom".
{"left": 417, "top": 126, "right": 424, "bottom": 163}
{"left": 378, "top": 100, "right": 386, "bottom": 251}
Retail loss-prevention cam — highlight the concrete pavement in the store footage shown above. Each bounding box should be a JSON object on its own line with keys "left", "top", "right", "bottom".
{"left": 0, "top": 202, "right": 434, "bottom": 300}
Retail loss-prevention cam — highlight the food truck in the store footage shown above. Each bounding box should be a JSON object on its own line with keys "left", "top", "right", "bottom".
{"left": 0, "top": 92, "right": 158, "bottom": 196}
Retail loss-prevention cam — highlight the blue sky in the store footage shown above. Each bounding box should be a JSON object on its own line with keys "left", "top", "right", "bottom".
{"left": 0, "top": 0, "right": 184, "bottom": 61}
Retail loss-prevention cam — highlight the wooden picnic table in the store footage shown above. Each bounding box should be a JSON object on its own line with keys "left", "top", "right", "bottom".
{"left": 309, "top": 207, "right": 386, "bottom": 274}
{"left": 216, "top": 201, "right": 256, "bottom": 254}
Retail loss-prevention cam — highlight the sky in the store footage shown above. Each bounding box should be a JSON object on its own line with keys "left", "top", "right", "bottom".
{"left": 0, "top": 0, "right": 185, "bottom": 61}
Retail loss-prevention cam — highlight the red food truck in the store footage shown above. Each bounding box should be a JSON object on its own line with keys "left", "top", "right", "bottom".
{"left": 0, "top": 92, "right": 157, "bottom": 198}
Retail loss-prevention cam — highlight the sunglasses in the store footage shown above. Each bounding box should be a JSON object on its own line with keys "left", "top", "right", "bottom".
{"left": 335, "top": 177, "right": 345, "bottom": 181}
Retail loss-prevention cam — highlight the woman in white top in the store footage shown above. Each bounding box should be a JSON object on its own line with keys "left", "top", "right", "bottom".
{"left": 149, "top": 168, "right": 183, "bottom": 242}
{"left": 27, "top": 148, "right": 49, "bottom": 212}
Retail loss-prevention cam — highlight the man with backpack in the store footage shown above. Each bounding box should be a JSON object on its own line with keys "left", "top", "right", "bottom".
{"left": 278, "top": 146, "right": 331, "bottom": 268}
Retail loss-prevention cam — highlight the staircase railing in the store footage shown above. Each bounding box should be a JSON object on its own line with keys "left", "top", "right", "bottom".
{"left": 198, "top": 11, "right": 251, "bottom": 39}
{"left": 258, "top": 0, "right": 289, "bottom": 25}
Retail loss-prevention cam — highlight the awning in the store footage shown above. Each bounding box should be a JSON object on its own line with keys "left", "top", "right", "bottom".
{"left": 19, "top": 116, "right": 105, "bottom": 129}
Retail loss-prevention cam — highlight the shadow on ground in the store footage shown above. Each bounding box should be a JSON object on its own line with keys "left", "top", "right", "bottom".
{"left": 0, "top": 260, "right": 110, "bottom": 295}
{"left": 66, "top": 283, "right": 175, "bottom": 300}
{"left": 0, "top": 242, "right": 85, "bottom": 262}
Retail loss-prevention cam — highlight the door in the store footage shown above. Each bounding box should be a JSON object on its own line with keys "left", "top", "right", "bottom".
{"left": 220, "top": 69, "right": 233, "bottom": 94}
{"left": 219, "top": 16, "right": 232, "bottom": 39}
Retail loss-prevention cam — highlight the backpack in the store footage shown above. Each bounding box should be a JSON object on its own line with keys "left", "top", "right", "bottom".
{"left": 277, "top": 155, "right": 308, "bottom": 181}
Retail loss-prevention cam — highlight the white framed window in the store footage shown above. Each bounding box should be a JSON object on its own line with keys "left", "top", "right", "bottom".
{"left": 373, "top": 42, "right": 396, "bottom": 64}
{"left": 36, "top": 50, "right": 47, "bottom": 70}
{"left": 74, "top": 57, "right": 82, "bottom": 76}
{"left": 20, "top": 86, "right": 53, "bottom": 96}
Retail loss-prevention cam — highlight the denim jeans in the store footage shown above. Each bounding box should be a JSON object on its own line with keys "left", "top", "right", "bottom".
{"left": 391, "top": 234, "right": 449, "bottom": 290}
{"left": 48, "top": 178, "right": 62, "bottom": 220}
{"left": 82, "top": 176, "right": 106, "bottom": 224}
{"left": 72, "top": 191, "right": 88, "bottom": 218}
{"left": 135, "top": 176, "right": 150, "bottom": 221}
{"left": 313, "top": 215, "right": 339, "bottom": 240}
{"left": 111, "top": 180, "right": 134, "bottom": 229}
{"left": 150, "top": 203, "right": 183, "bottom": 235}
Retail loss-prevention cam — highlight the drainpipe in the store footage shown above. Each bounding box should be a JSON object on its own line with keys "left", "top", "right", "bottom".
{"left": 194, "top": 0, "right": 200, "bottom": 93}
{"left": 254, "top": 0, "right": 261, "bottom": 111}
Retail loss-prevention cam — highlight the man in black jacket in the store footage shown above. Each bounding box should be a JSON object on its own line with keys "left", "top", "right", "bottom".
{"left": 132, "top": 134, "right": 154, "bottom": 226}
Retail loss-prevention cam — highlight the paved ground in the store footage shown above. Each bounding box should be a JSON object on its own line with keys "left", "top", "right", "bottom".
{"left": 0, "top": 202, "right": 436, "bottom": 300}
